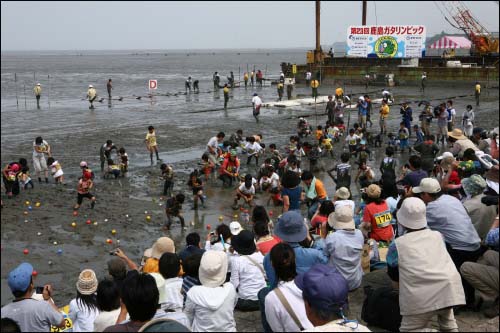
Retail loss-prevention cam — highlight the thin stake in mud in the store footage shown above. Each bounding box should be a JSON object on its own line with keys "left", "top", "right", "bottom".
{"left": 15, "top": 73, "right": 19, "bottom": 109}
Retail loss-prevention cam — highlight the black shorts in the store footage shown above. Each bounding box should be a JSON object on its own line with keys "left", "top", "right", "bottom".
{"left": 77, "top": 192, "right": 94, "bottom": 204}
{"left": 192, "top": 187, "right": 203, "bottom": 195}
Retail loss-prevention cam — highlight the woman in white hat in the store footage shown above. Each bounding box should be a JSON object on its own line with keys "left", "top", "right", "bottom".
{"left": 184, "top": 251, "right": 237, "bottom": 332}
{"left": 87, "top": 84, "right": 97, "bottom": 109}
{"left": 69, "top": 269, "right": 100, "bottom": 332}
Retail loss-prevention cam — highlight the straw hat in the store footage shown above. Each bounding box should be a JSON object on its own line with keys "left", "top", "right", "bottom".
{"left": 76, "top": 269, "right": 98, "bottom": 295}
{"left": 448, "top": 128, "right": 466, "bottom": 140}
{"left": 366, "top": 184, "right": 381, "bottom": 198}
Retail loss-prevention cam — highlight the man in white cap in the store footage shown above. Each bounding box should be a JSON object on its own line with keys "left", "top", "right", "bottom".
{"left": 412, "top": 177, "right": 482, "bottom": 308}
{"left": 34, "top": 83, "right": 42, "bottom": 108}
{"left": 386, "top": 197, "right": 465, "bottom": 331}
{"left": 87, "top": 84, "right": 97, "bottom": 109}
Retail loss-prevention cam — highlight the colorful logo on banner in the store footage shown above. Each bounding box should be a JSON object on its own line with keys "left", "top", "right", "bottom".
{"left": 375, "top": 36, "right": 398, "bottom": 58}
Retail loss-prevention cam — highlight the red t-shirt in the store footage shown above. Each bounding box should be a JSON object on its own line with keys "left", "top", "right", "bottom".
{"left": 219, "top": 157, "right": 240, "bottom": 175}
{"left": 448, "top": 170, "right": 461, "bottom": 185}
{"left": 362, "top": 201, "right": 394, "bottom": 242}
{"left": 256, "top": 235, "right": 281, "bottom": 255}
{"left": 310, "top": 215, "right": 328, "bottom": 230}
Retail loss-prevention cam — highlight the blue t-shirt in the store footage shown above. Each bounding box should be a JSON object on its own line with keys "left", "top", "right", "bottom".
{"left": 281, "top": 186, "right": 302, "bottom": 211}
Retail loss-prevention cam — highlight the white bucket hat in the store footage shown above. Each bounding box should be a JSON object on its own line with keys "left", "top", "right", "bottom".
{"left": 88, "top": 84, "right": 94, "bottom": 88}
{"left": 327, "top": 206, "right": 355, "bottom": 230}
{"left": 199, "top": 251, "right": 228, "bottom": 288}
{"left": 412, "top": 178, "right": 441, "bottom": 194}
{"left": 397, "top": 197, "right": 427, "bottom": 230}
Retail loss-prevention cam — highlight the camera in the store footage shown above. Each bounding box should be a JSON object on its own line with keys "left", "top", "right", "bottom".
{"left": 481, "top": 195, "right": 498, "bottom": 206}
{"left": 209, "top": 231, "right": 215, "bottom": 236}
{"left": 109, "top": 250, "right": 118, "bottom": 256}
{"left": 35, "top": 286, "right": 45, "bottom": 294}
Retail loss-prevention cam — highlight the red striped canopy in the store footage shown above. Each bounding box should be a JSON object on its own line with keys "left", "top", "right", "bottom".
{"left": 429, "top": 36, "right": 472, "bottom": 49}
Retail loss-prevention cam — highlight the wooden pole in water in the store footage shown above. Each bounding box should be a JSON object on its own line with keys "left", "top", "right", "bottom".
{"left": 362, "top": 0, "right": 367, "bottom": 25}
{"left": 15, "top": 73, "right": 19, "bottom": 109}
{"left": 48, "top": 74, "right": 50, "bottom": 108}
{"left": 238, "top": 65, "right": 240, "bottom": 87}
{"left": 315, "top": 0, "right": 321, "bottom": 63}
{"left": 24, "top": 84, "right": 27, "bottom": 109}
{"left": 265, "top": 65, "right": 267, "bottom": 86}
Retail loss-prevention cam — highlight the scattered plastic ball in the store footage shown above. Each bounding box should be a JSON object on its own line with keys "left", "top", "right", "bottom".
{"left": 23, "top": 211, "right": 28, "bottom": 215}
{"left": 37, "top": 232, "right": 42, "bottom": 236}
{"left": 23, "top": 249, "right": 29, "bottom": 255}
{"left": 24, "top": 219, "right": 28, "bottom": 223}
{"left": 71, "top": 222, "right": 77, "bottom": 228}
{"left": 116, "top": 239, "right": 120, "bottom": 244}
{"left": 125, "top": 214, "right": 129, "bottom": 218}
{"left": 106, "top": 239, "right": 113, "bottom": 244}
{"left": 28, "top": 206, "right": 33, "bottom": 211}
{"left": 269, "top": 211, "right": 273, "bottom": 216}
{"left": 233, "top": 214, "right": 238, "bottom": 219}
{"left": 53, "top": 241, "right": 58, "bottom": 245}
{"left": 57, "top": 249, "right": 63, "bottom": 255}
{"left": 144, "top": 211, "right": 148, "bottom": 214}
{"left": 240, "top": 207, "right": 245, "bottom": 211}
{"left": 206, "top": 224, "right": 211, "bottom": 230}
{"left": 35, "top": 202, "right": 41, "bottom": 207}
{"left": 218, "top": 216, "right": 224, "bottom": 221}
{"left": 93, "top": 222, "right": 98, "bottom": 226}
{"left": 48, "top": 260, "right": 53, "bottom": 265}
{"left": 86, "top": 220, "right": 91, "bottom": 225}
{"left": 146, "top": 215, "right": 151, "bottom": 221}
{"left": 25, "top": 201, "right": 30, "bottom": 205}
{"left": 190, "top": 221, "right": 195, "bottom": 226}
{"left": 72, "top": 211, "right": 78, "bottom": 216}
{"left": 160, "top": 196, "right": 164, "bottom": 201}
{"left": 32, "top": 270, "right": 38, "bottom": 276}
{"left": 111, "top": 229, "right": 116, "bottom": 235}
{"left": 104, "top": 219, "right": 108, "bottom": 222}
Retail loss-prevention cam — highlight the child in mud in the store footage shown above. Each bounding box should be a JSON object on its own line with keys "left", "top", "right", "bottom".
{"left": 165, "top": 193, "right": 185, "bottom": 230}
{"left": 118, "top": 147, "right": 129, "bottom": 174}
{"left": 145, "top": 125, "right": 161, "bottom": 164}
{"left": 398, "top": 121, "right": 410, "bottom": 153}
{"left": 74, "top": 170, "right": 95, "bottom": 210}
{"left": 79, "top": 161, "right": 95, "bottom": 180}
{"left": 354, "top": 160, "right": 375, "bottom": 188}
{"left": 160, "top": 163, "right": 174, "bottom": 197}
{"left": 187, "top": 170, "right": 206, "bottom": 209}
{"left": 380, "top": 146, "right": 397, "bottom": 179}
{"left": 259, "top": 167, "right": 282, "bottom": 206}
{"left": 199, "top": 153, "right": 215, "bottom": 182}
{"left": 232, "top": 174, "right": 255, "bottom": 210}
{"left": 244, "top": 136, "right": 263, "bottom": 166}
{"left": 345, "top": 128, "right": 360, "bottom": 154}
{"left": 17, "top": 167, "right": 34, "bottom": 190}
{"left": 327, "top": 152, "right": 352, "bottom": 191}
{"left": 387, "top": 133, "right": 399, "bottom": 152}
{"left": 219, "top": 150, "right": 240, "bottom": 187}
{"left": 47, "top": 157, "right": 64, "bottom": 184}
{"left": 103, "top": 159, "right": 121, "bottom": 179}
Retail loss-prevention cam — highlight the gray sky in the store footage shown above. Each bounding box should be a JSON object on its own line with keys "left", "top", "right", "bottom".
{"left": 1, "top": 1, "right": 498, "bottom": 51}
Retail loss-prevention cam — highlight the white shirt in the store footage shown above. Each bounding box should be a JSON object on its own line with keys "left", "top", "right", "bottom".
{"left": 33, "top": 140, "right": 49, "bottom": 158}
{"left": 230, "top": 252, "right": 267, "bottom": 300}
{"left": 238, "top": 183, "right": 255, "bottom": 196}
{"left": 252, "top": 96, "right": 262, "bottom": 106}
{"left": 163, "top": 277, "right": 184, "bottom": 311}
{"left": 265, "top": 280, "right": 313, "bottom": 332}
{"left": 306, "top": 72, "right": 312, "bottom": 80}
{"left": 245, "top": 141, "right": 262, "bottom": 154}
{"left": 334, "top": 199, "right": 355, "bottom": 215}
{"left": 447, "top": 108, "right": 456, "bottom": 122}
{"left": 207, "top": 136, "right": 219, "bottom": 154}
{"left": 93, "top": 309, "right": 124, "bottom": 332}
{"left": 260, "top": 172, "right": 280, "bottom": 189}
{"left": 68, "top": 298, "right": 100, "bottom": 332}
{"left": 345, "top": 134, "right": 360, "bottom": 145}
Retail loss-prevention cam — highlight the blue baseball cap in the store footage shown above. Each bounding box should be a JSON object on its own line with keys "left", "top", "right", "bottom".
{"left": 8, "top": 262, "right": 34, "bottom": 293}
{"left": 295, "top": 264, "right": 348, "bottom": 311}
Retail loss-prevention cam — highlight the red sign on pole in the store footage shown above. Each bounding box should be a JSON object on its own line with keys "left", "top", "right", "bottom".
{"left": 149, "top": 80, "right": 157, "bottom": 90}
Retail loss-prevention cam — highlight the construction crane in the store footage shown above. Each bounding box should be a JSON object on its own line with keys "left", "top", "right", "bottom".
{"left": 436, "top": 1, "right": 499, "bottom": 55}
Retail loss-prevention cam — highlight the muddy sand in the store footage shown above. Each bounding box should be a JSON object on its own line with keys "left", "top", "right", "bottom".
{"left": 1, "top": 83, "right": 499, "bottom": 331}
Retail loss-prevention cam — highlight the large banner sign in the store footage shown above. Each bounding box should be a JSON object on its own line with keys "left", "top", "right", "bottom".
{"left": 346, "top": 25, "right": 426, "bottom": 58}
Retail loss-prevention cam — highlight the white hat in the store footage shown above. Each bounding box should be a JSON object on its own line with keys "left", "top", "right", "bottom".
{"left": 149, "top": 273, "right": 167, "bottom": 304}
{"left": 335, "top": 187, "right": 350, "bottom": 200}
{"left": 148, "top": 237, "right": 175, "bottom": 259}
{"left": 328, "top": 206, "right": 355, "bottom": 230}
{"left": 36, "top": 83, "right": 41, "bottom": 86}
{"left": 88, "top": 84, "right": 94, "bottom": 88}
{"left": 436, "top": 151, "right": 454, "bottom": 161}
{"left": 229, "top": 221, "right": 243, "bottom": 235}
{"left": 397, "top": 197, "right": 427, "bottom": 229}
{"left": 199, "top": 251, "right": 228, "bottom": 288}
{"left": 412, "top": 178, "right": 441, "bottom": 194}
{"left": 358, "top": 96, "right": 365, "bottom": 101}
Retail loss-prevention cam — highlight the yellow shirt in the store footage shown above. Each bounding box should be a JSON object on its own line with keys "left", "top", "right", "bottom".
{"left": 244, "top": 73, "right": 249, "bottom": 80}
{"left": 475, "top": 84, "right": 481, "bottom": 93}
{"left": 87, "top": 87, "right": 96, "bottom": 99}
{"left": 380, "top": 104, "right": 390, "bottom": 118}
{"left": 311, "top": 80, "right": 319, "bottom": 88}
{"left": 34, "top": 86, "right": 42, "bottom": 96}
{"left": 223, "top": 87, "right": 229, "bottom": 94}
{"left": 277, "top": 83, "right": 284, "bottom": 90}
{"left": 146, "top": 131, "right": 157, "bottom": 146}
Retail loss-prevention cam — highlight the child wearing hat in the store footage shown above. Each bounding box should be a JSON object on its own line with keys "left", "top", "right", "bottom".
{"left": 360, "top": 184, "right": 394, "bottom": 243}
{"left": 184, "top": 251, "right": 237, "bottom": 332}
{"left": 68, "top": 269, "right": 100, "bottom": 332}
{"left": 233, "top": 174, "right": 255, "bottom": 210}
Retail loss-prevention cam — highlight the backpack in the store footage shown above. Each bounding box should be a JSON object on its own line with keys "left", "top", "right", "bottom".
{"left": 361, "top": 286, "right": 402, "bottom": 332}
{"left": 380, "top": 158, "right": 395, "bottom": 174}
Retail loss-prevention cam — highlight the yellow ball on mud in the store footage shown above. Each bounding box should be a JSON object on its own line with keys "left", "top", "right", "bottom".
{"left": 25, "top": 201, "right": 30, "bottom": 205}
{"left": 146, "top": 215, "right": 151, "bottom": 221}
{"left": 71, "top": 222, "right": 76, "bottom": 228}
{"left": 111, "top": 229, "right": 116, "bottom": 234}
{"left": 219, "top": 216, "right": 224, "bottom": 221}
{"left": 35, "top": 202, "right": 41, "bottom": 207}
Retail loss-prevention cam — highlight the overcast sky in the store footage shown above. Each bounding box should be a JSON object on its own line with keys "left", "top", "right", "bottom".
{"left": 1, "top": 1, "right": 498, "bottom": 51}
